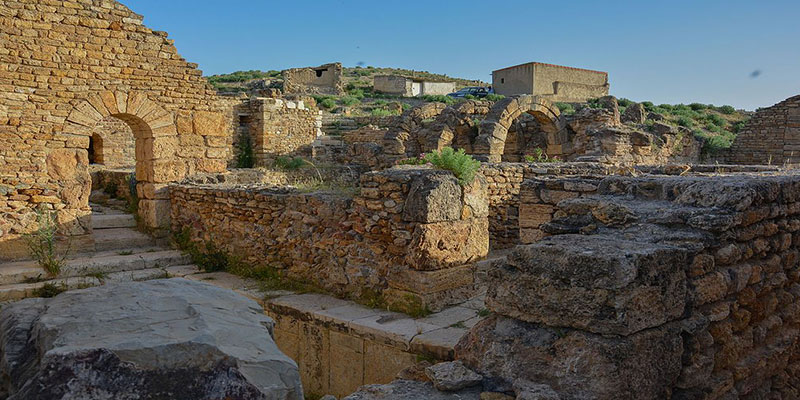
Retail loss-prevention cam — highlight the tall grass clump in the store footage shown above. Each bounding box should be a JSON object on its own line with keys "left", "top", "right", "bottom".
{"left": 422, "top": 147, "right": 481, "bottom": 186}
{"left": 25, "top": 210, "right": 69, "bottom": 276}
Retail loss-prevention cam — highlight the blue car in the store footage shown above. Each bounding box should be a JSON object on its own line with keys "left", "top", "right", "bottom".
{"left": 447, "top": 86, "right": 493, "bottom": 98}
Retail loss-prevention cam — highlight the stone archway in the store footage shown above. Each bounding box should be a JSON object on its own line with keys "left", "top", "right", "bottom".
{"left": 473, "top": 95, "right": 564, "bottom": 162}
{"left": 62, "top": 90, "right": 179, "bottom": 232}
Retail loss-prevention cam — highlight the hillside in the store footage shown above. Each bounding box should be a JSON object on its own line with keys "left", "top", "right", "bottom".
{"left": 205, "top": 65, "right": 487, "bottom": 94}
{"left": 556, "top": 99, "right": 751, "bottom": 155}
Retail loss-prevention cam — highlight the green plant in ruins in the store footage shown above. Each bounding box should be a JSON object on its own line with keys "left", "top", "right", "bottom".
{"left": 422, "top": 147, "right": 481, "bottom": 186}
{"left": 24, "top": 209, "right": 69, "bottom": 277}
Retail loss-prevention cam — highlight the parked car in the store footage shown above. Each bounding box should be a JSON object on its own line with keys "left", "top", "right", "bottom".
{"left": 447, "top": 86, "right": 493, "bottom": 98}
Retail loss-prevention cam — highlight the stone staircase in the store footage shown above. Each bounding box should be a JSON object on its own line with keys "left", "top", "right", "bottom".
{"left": 0, "top": 203, "right": 198, "bottom": 302}
{"left": 321, "top": 113, "right": 358, "bottom": 136}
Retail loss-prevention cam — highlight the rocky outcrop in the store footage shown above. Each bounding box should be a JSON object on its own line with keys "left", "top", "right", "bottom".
{"left": 0, "top": 279, "right": 303, "bottom": 400}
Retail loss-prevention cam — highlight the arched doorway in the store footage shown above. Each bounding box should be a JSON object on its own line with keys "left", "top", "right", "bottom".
{"left": 473, "top": 95, "right": 564, "bottom": 162}
{"left": 90, "top": 116, "right": 136, "bottom": 168}
{"left": 62, "top": 91, "right": 179, "bottom": 234}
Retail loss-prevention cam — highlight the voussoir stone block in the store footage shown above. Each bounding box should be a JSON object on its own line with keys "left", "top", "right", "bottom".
{"left": 486, "top": 234, "right": 688, "bottom": 335}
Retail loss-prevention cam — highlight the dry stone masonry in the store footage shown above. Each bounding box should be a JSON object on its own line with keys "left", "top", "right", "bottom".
{"left": 730, "top": 95, "right": 800, "bottom": 165}
{"left": 0, "top": 0, "right": 234, "bottom": 259}
{"left": 170, "top": 166, "right": 488, "bottom": 312}
{"left": 456, "top": 173, "right": 800, "bottom": 399}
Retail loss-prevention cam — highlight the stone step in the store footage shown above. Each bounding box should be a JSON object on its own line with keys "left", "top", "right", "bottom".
{"left": 94, "top": 227, "right": 155, "bottom": 251}
{"left": 0, "top": 264, "right": 201, "bottom": 302}
{"left": 92, "top": 213, "right": 137, "bottom": 229}
{"left": 0, "top": 248, "right": 190, "bottom": 286}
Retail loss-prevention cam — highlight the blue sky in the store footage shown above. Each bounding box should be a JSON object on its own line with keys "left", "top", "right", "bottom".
{"left": 126, "top": 0, "right": 799, "bottom": 110}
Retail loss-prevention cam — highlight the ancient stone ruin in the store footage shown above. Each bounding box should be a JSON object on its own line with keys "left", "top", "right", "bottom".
{"left": 3, "top": 1, "right": 800, "bottom": 399}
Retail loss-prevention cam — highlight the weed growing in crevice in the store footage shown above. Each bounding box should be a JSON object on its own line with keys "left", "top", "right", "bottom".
{"left": 24, "top": 209, "right": 69, "bottom": 277}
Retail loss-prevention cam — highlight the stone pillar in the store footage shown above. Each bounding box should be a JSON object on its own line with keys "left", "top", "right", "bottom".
{"left": 357, "top": 167, "right": 489, "bottom": 312}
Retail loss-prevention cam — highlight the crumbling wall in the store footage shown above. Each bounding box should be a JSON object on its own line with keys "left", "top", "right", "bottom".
{"left": 458, "top": 174, "right": 800, "bottom": 399}
{"left": 241, "top": 97, "right": 321, "bottom": 166}
{"left": 730, "top": 95, "right": 800, "bottom": 165}
{"left": 282, "top": 63, "right": 344, "bottom": 95}
{"left": 170, "top": 167, "right": 488, "bottom": 311}
{"left": 0, "top": 0, "right": 233, "bottom": 259}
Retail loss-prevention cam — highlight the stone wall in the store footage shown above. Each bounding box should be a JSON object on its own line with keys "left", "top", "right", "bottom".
{"left": 0, "top": 0, "right": 233, "bottom": 259}
{"left": 730, "top": 95, "right": 800, "bottom": 165}
{"left": 170, "top": 167, "right": 488, "bottom": 312}
{"left": 90, "top": 116, "right": 134, "bottom": 168}
{"left": 458, "top": 173, "right": 800, "bottom": 399}
{"left": 282, "top": 63, "right": 344, "bottom": 96}
{"left": 373, "top": 75, "right": 412, "bottom": 96}
{"left": 243, "top": 97, "right": 322, "bottom": 166}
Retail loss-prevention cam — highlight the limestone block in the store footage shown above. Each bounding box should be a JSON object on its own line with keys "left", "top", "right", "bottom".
{"left": 136, "top": 182, "right": 169, "bottom": 200}
{"left": 456, "top": 315, "right": 683, "bottom": 399}
{"left": 403, "top": 171, "right": 462, "bottom": 223}
{"left": 486, "top": 234, "right": 688, "bottom": 335}
{"left": 329, "top": 331, "right": 365, "bottom": 398}
{"left": 406, "top": 218, "right": 489, "bottom": 271}
{"left": 151, "top": 160, "right": 188, "bottom": 183}
{"left": 193, "top": 111, "right": 228, "bottom": 136}
{"left": 387, "top": 264, "right": 474, "bottom": 294}
{"left": 0, "top": 279, "right": 302, "bottom": 399}
{"left": 138, "top": 199, "right": 171, "bottom": 229}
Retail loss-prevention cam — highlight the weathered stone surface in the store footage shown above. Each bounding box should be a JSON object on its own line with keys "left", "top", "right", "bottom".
{"left": 403, "top": 171, "right": 463, "bottom": 223}
{"left": 455, "top": 315, "right": 683, "bottom": 399}
{"left": 0, "top": 279, "right": 302, "bottom": 400}
{"left": 343, "top": 380, "right": 480, "bottom": 400}
{"left": 425, "top": 361, "right": 483, "bottom": 391}
{"left": 485, "top": 234, "right": 688, "bottom": 335}
{"left": 621, "top": 103, "right": 646, "bottom": 124}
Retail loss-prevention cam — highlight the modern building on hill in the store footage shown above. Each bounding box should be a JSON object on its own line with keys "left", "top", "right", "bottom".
{"left": 373, "top": 75, "right": 456, "bottom": 97}
{"left": 492, "top": 62, "right": 609, "bottom": 102}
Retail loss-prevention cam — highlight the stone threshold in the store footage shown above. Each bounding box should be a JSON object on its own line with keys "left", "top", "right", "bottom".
{"left": 182, "top": 271, "right": 487, "bottom": 361}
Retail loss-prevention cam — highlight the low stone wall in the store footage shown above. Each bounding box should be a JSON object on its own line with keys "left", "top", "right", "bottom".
{"left": 457, "top": 173, "right": 800, "bottom": 399}
{"left": 170, "top": 167, "right": 488, "bottom": 311}
{"left": 479, "top": 162, "right": 626, "bottom": 249}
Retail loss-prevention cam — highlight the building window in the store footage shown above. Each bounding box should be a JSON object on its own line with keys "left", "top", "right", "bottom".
{"left": 315, "top": 69, "right": 324, "bottom": 78}
{"left": 501, "top": 78, "right": 505, "bottom": 84}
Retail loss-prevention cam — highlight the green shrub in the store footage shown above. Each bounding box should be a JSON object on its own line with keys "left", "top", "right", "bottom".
{"left": 25, "top": 210, "right": 68, "bottom": 277}
{"left": 371, "top": 108, "right": 399, "bottom": 117}
{"left": 706, "top": 113, "right": 726, "bottom": 127}
{"left": 689, "top": 103, "right": 707, "bottom": 111}
{"left": 274, "top": 156, "right": 308, "bottom": 170}
{"left": 33, "top": 283, "right": 66, "bottom": 298}
{"left": 732, "top": 120, "right": 748, "bottom": 133}
{"left": 401, "top": 102, "right": 412, "bottom": 111}
{"left": 641, "top": 101, "right": 655, "bottom": 111}
{"left": 422, "top": 147, "right": 481, "bottom": 186}
{"left": 718, "top": 105, "right": 736, "bottom": 114}
{"left": 523, "top": 147, "right": 559, "bottom": 163}
{"left": 372, "top": 99, "right": 388, "bottom": 107}
{"left": 618, "top": 98, "right": 633, "bottom": 107}
{"left": 207, "top": 70, "right": 279, "bottom": 84}
{"left": 555, "top": 102, "right": 575, "bottom": 115}
{"left": 340, "top": 96, "right": 360, "bottom": 107}
{"left": 421, "top": 95, "right": 455, "bottom": 105}
{"left": 485, "top": 93, "right": 505, "bottom": 101}
{"left": 319, "top": 98, "right": 336, "bottom": 110}
{"left": 677, "top": 116, "right": 694, "bottom": 128}
{"left": 347, "top": 87, "right": 365, "bottom": 100}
